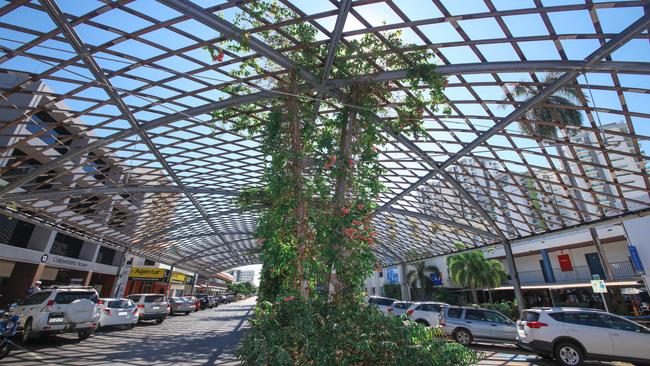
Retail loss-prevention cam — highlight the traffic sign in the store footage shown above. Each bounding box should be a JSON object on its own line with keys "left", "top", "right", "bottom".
{"left": 591, "top": 280, "right": 607, "bottom": 293}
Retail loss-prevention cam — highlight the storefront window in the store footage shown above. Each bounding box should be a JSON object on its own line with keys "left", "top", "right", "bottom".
{"left": 0, "top": 215, "right": 34, "bottom": 248}
{"left": 141, "top": 281, "right": 153, "bottom": 293}
{"left": 96, "top": 246, "right": 115, "bottom": 265}
{"left": 51, "top": 233, "right": 83, "bottom": 258}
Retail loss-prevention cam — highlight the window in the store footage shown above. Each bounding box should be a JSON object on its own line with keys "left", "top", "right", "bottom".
{"left": 22, "top": 291, "right": 52, "bottom": 305}
{"left": 108, "top": 299, "right": 134, "bottom": 308}
{"left": 127, "top": 295, "right": 141, "bottom": 302}
{"left": 417, "top": 303, "right": 442, "bottom": 312}
{"left": 144, "top": 295, "right": 165, "bottom": 303}
{"left": 394, "top": 302, "right": 412, "bottom": 309}
{"left": 144, "top": 259, "right": 156, "bottom": 266}
{"left": 550, "top": 312, "right": 603, "bottom": 328}
{"left": 447, "top": 308, "right": 462, "bottom": 319}
{"left": 51, "top": 233, "right": 84, "bottom": 258}
{"left": 523, "top": 311, "right": 540, "bottom": 322}
{"left": 484, "top": 311, "right": 509, "bottom": 324}
{"left": 141, "top": 282, "right": 153, "bottom": 293}
{"left": 368, "top": 297, "right": 395, "bottom": 306}
{"left": 464, "top": 309, "right": 486, "bottom": 321}
{"left": 54, "top": 291, "right": 99, "bottom": 304}
{"left": 96, "top": 246, "right": 116, "bottom": 265}
{"left": 0, "top": 215, "right": 34, "bottom": 248}
{"left": 599, "top": 314, "right": 642, "bottom": 332}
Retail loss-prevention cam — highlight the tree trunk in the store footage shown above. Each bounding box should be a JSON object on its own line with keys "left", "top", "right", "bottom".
{"left": 287, "top": 70, "right": 309, "bottom": 299}
{"left": 471, "top": 287, "right": 479, "bottom": 304}
{"left": 327, "top": 86, "right": 360, "bottom": 301}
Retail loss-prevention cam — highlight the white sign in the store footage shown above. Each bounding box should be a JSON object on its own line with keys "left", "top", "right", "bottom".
{"left": 591, "top": 280, "right": 607, "bottom": 293}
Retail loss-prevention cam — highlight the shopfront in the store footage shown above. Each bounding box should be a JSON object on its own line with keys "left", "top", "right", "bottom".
{"left": 168, "top": 271, "right": 195, "bottom": 297}
{"left": 125, "top": 267, "right": 169, "bottom": 295}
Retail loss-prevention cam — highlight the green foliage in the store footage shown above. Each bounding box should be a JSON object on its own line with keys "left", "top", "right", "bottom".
{"left": 431, "top": 287, "right": 460, "bottom": 305}
{"left": 228, "top": 282, "right": 257, "bottom": 296}
{"left": 447, "top": 251, "right": 507, "bottom": 304}
{"left": 406, "top": 261, "right": 440, "bottom": 300}
{"left": 238, "top": 298, "right": 479, "bottom": 366}
{"left": 478, "top": 301, "right": 517, "bottom": 320}
{"left": 382, "top": 284, "right": 402, "bottom": 300}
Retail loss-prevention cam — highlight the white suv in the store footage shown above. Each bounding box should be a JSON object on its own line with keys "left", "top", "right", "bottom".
{"left": 127, "top": 294, "right": 168, "bottom": 324}
{"left": 405, "top": 302, "right": 447, "bottom": 326}
{"left": 517, "top": 308, "right": 650, "bottom": 366}
{"left": 10, "top": 286, "right": 101, "bottom": 342}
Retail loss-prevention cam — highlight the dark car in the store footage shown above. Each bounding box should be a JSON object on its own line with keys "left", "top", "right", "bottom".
{"left": 196, "top": 294, "right": 217, "bottom": 309}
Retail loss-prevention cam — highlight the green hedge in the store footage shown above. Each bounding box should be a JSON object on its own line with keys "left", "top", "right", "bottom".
{"left": 238, "top": 298, "right": 479, "bottom": 366}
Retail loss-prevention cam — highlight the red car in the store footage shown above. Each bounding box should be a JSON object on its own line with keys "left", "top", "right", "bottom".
{"left": 183, "top": 296, "right": 200, "bottom": 312}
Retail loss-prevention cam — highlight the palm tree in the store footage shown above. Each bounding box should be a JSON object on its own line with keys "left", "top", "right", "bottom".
{"left": 447, "top": 251, "right": 506, "bottom": 304}
{"left": 505, "top": 73, "right": 588, "bottom": 220}
{"left": 406, "top": 261, "right": 440, "bottom": 300}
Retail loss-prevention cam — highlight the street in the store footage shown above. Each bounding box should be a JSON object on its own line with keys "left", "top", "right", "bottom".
{"left": 1, "top": 296, "right": 635, "bottom": 366}
{"left": 2, "top": 297, "right": 256, "bottom": 366}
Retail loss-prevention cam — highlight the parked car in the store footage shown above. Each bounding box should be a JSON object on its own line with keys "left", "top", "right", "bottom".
{"left": 387, "top": 301, "right": 413, "bottom": 317}
{"left": 366, "top": 296, "right": 396, "bottom": 315}
{"left": 517, "top": 307, "right": 650, "bottom": 366}
{"left": 10, "top": 286, "right": 100, "bottom": 342}
{"left": 169, "top": 297, "right": 194, "bottom": 315}
{"left": 208, "top": 296, "right": 219, "bottom": 307}
{"left": 127, "top": 294, "right": 168, "bottom": 324}
{"left": 183, "top": 296, "right": 200, "bottom": 311}
{"left": 405, "top": 302, "right": 446, "bottom": 326}
{"left": 98, "top": 298, "right": 138, "bottom": 329}
{"left": 196, "top": 294, "right": 217, "bottom": 309}
{"left": 439, "top": 306, "right": 517, "bottom": 346}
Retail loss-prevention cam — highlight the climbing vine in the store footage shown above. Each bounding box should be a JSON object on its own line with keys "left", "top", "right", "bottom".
{"left": 208, "top": 1, "right": 447, "bottom": 303}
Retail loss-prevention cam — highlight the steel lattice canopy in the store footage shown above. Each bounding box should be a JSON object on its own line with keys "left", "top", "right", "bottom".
{"left": 0, "top": 0, "right": 649, "bottom": 275}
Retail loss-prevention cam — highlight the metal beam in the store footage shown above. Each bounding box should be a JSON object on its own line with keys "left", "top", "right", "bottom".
{"left": 173, "top": 238, "right": 258, "bottom": 265}
{"left": 378, "top": 13, "right": 650, "bottom": 217}
{"left": 0, "top": 185, "right": 238, "bottom": 203}
{"left": 0, "top": 60, "right": 640, "bottom": 198}
{"left": 321, "top": 0, "right": 351, "bottom": 83}
{"left": 38, "top": 0, "right": 243, "bottom": 263}
{"left": 383, "top": 207, "right": 499, "bottom": 240}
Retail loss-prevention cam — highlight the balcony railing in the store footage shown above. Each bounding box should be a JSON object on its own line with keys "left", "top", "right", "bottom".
{"left": 512, "top": 261, "right": 639, "bottom": 286}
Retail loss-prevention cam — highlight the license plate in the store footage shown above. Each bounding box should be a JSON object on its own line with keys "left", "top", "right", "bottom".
{"left": 118, "top": 312, "right": 128, "bottom": 316}
{"left": 49, "top": 317, "right": 64, "bottom": 324}
{"left": 152, "top": 306, "right": 160, "bottom": 310}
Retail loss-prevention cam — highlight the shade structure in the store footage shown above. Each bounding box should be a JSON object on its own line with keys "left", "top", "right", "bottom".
{"left": 0, "top": 0, "right": 649, "bottom": 276}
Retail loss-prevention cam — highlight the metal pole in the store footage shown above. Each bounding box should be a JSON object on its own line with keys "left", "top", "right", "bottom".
{"left": 503, "top": 241, "right": 526, "bottom": 317}
{"left": 112, "top": 250, "right": 129, "bottom": 298}
{"left": 166, "top": 266, "right": 174, "bottom": 298}
{"left": 600, "top": 292, "right": 610, "bottom": 313}
{"left": 400, "top": 263, "right": 411, "bottom": 301}
{"left": 590, "top": 227, "right": 614, "bottom": 281}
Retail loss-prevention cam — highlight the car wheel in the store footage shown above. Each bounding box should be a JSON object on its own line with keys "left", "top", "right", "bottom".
{"left": 415, "top": 319, "right": 430, "bottom": 327}
{"left": 78, "top": 329, "right": 92, "bottom": 341}
{"left": 453, "top": 329, "right": 473, "bottom": 346}
{"left": 554, "top": 342, "right": 584, "bottom": 366}
{"left": 185, "top": 311, "right": 190, "bottom": 315}
{"left": 155, "top": 318, "right": 164, "bottom": 324}
{"left": 20, "top": 318, "right": 32, "bottom": 344}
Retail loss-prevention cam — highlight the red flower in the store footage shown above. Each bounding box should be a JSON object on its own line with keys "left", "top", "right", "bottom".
{"left": 371, "top": 146, "right": 379, "bottom": 153}
{"left": 352, "top": 220, "right": 362, "bottom": 226}
{"left": 216, "top": 48, "right": 224, "bottom": 62}
{"left": 257, "top": 238, "right": 265, "bottom": 244}
{"left": 283, "top": 295, "right": 295, "bottom": 302}
{"left": 357, "top": 204, "right": 365, "bottom": 210}
{"left": 348, "top": 159, "right": 355, "bottom": 167}
{"left": 343, "top": 227, "right": 357, "bottom": 238}
{"left": 341, "top": 207, "right": 350, "bottom": 215}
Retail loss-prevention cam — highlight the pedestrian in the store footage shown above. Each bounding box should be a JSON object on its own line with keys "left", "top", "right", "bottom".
{"left": 26, "top": 280, "right": 42, "bottom": 296}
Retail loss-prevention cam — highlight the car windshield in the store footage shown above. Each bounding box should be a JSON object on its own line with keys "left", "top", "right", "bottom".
{"left": 144, "top": 295, "right": 164, "bottom": 304}
{"left": 127, "top": 295, "right": 141, "bottom": 302}
{"left": 54, "top": 291, "right": 99, "bottom": 304}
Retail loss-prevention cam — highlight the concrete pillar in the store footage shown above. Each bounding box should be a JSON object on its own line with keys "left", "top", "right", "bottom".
{"left": 78, "top": 241, "right": 101, "bottom": 262}
{"left": 590, "top": 227, "right": 614, "bottom": 281}
{"left": 2, "top": 262, "right": 45, "bottom": 306}
{"left": 399, "top": 263, "right": 410, "bottom": 301}
{"left": 26, "top": 226, "right": 56, "bottom": 252}
{"left": 83, "top": 271, "right": 93, "bottom": 286}
{"left": 166, "top": 266, "right": 174, "bottom": 298}
{"left": 503, "top": 241, "right": 526, "bottom": 317}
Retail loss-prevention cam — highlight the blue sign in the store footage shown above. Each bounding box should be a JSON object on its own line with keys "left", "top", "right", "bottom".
{"left": 429, "top": 271, "right": 443, "bottom": 286}
{"left": 629, "top": 245, "right": 645, "bottom": 274}
{"left": 385, "top": 267, "right": 399, "bottom": 284}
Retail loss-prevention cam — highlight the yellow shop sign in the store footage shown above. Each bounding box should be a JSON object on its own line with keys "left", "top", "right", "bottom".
{"left": 129, "top": 267, "right": 166, "bottom": 280}
{"left": 171, "top": 271, "right": 186, "bottom": 283}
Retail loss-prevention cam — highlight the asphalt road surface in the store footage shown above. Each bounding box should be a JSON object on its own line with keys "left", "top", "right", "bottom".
{"left": 2, "top": 296, "right": 256, "bottom": 366}
{"left": 1, "top": 296, "right": 635, "bottom": 366}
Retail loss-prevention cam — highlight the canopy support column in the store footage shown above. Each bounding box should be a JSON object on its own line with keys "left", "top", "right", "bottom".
{"left": 503, "top": 241, "right": 525, "bottom": 316}
{"left": 400, "top": 263, "right": 411, "bottom": 301}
